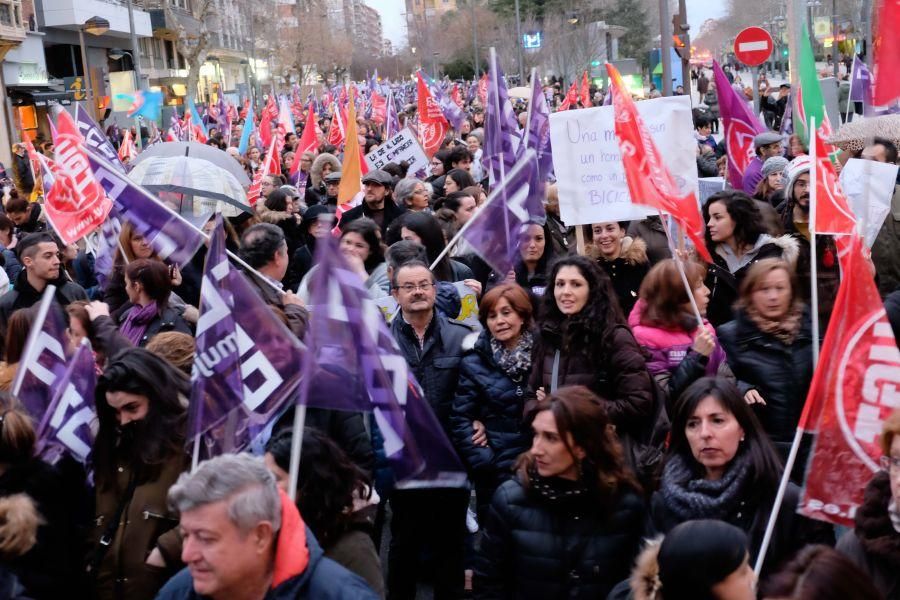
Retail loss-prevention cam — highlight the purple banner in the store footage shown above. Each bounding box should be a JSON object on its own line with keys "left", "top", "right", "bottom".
{"left": 520, "top": 75, "right": 554, "bottom": 182}
{"left": 303, "top": 232, "right": 466, "bottom": 487}
{"left": 425, "top": 72, "right": 467, "bottom": 131}
{"left": 34, "top": 340, "right": 97, "bottom": 464}
{"left": 463, "top": 148, "right": 542, "bottom": 277}
{"left": 483, "top": 53, "right": 523, "bottom": 187}
{"left": 84, "top": 147, "right": 206, "bottom": 266}
{"left": 74, "top": 104, "right": 126, "bottom": 173}
{"left": 713, "top": 60, "right": 767, "bottom": 190}
{"left": 189, "top": 214, "right": 304, "bottom": 458}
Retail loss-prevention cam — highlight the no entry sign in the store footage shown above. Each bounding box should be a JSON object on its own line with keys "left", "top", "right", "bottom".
{"left": 734, "top": 27, "right": 774, "bottom": 67}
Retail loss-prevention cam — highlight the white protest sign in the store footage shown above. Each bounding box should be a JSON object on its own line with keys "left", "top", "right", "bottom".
{"left": 365, "top": 127, "right": 430, "bottom": 175}
{"left": 548, "top": 95, "right": 698, "bottom": 225}
{"left": 839, "top": 158, "right": 899, "bottom": 248}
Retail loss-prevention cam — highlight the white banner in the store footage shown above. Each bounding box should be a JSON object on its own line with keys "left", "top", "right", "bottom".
{"left": 839, "top": 158, "right": 899, "bottom": 248}
{"left": 365, "top": 127, "right": 430, "bottom": 175}
{"left": 548, "top": 95, "right": 698, "bottom": 225}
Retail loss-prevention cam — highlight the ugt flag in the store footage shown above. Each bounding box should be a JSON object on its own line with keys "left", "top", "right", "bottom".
{"left": 416, "top": 71, "right": 449, "bottom": 158}
{"left": 462, "top": 148, "right": 544, "bottom": 276}
{"left": 712, "top": 60, "right": 767, "bottom": 191}
{"left": 189, "top": 214, "right": 305, "bottom": 459}
{"left": 799, "top": 235, "right": 900, "bottom": 527}
{"left": 810, "top": 123, "right": 857, "bottom": 236}
{"left": 607, "top": 63, "right": 711, "bottom": 263}
{"left": 46, "top": 109, "right": 113, "bottom": 245}
{"left": 34, "top": 339, "right": 97, "bottom": 464}
{"left": 302, "top": 228, "right": 466, "bottom": 487}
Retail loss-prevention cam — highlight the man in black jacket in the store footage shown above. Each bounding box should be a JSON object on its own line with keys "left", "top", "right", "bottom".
{"left": 387, "top": 261, "right": 469, "bottom": 600}
{"left": 0, "top": 232, "right": 88, "bottom": 347}
{"left": 338, "top": 169, "right": 405, "bottom": 235}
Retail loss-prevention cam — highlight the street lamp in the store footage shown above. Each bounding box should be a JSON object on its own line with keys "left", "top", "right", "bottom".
{"left": 78, "top": 16, "right": 110, "bottom": 119}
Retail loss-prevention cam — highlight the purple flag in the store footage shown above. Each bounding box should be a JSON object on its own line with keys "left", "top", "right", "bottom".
{"left": 74, "top": 104, "right": 127, "bottom": 173}
{"left": 216, "top": 96, "right": 231, "bottom": 135}
{"left": 385, "top": 89, "right": 401, "bottom": 140}
{"left": 483, "top": 51, "right": 523, "bottom": 187}
{"left": 85, "top": 148, "right": 206, "bottom": 266}
{"left": 302, "top": 231, "right": 466, "bottom": 487}
{"left": 84, "top": 205, "right": 122, "bottom": 290}
{"left": 34, "top": 340, "right": 97, "bottom": 464}
{"left": 189, "top": 214, "right": 304, "bottom": 458}
{"left": 11, "top": 288, "right": 70, "bottom": 421}
{"left": 520, "top": 75, "right": 554, "bottom": 182}
{"left": 849, "top": 56, "right": 871, "bottom": 102}
{"left": 424, "top": 71, "right": 467, "bottom": 131}
{"left": 713, "top": 60, "right": 767, "bottom": 190}
{"left": 462, "top": 148, "right": 543, "bottom": 276}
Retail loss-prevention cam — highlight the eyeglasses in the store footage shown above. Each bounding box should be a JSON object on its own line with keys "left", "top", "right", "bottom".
{"left": 880, "top": 455, "right": 900, "bottom": 472}
{"left": 394, "top": 282, "right": 435, "bottom": 293}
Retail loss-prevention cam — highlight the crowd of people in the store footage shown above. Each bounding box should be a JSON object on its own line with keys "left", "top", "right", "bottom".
{"left": 0, "top": 63, "right": 897, "bottom": 600}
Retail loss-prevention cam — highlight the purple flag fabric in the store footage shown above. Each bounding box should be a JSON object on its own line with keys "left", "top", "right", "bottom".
{"left": 713, "top": 60, "right": 768, "bottom": 190}
{"left": 425, "top": 71, "right": 467, "bottom": 131}
{"left": 85, "top": 205, "right": 122, "bottom": 290}
{"left": 34, "top": 340, "right": 97, "bottom": 464}
{"left": 216, "top": 96, "right": 231, "bottom": 135}
{"left": 189, "top": 214, "right": 304, "bottom": 458}
{"left": 463, "top": 148, "right": 543, "bottom": 276}
{"left": 85, "top": 148, "right": 206, "bottom": 266}
{"left": 302, "top": 232, "right": 466, "bottom": 487}
{"left": 74, "top": 104, "right": 127, "bottom": 173}
{"left": 483, "top": 52, "right": 523, "bottom": 187}
{"left": 849, "top": 56, "right": 871, "bottom": 102}
{"left": 520, "top": 75, "right": 554, "bottom": 182}
{"left": 11, "top": 288, "right": 70, "bottom": 422}
{"left": 385, "top": 89, "right": 400, "bottom": 140}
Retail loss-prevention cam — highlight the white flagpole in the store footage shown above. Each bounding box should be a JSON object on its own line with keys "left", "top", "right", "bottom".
{"left": 10, "top": 285, "right": 56, "bottom": 399}
{"left": 753, "top": 115, "right": 821, "bottom": 575}
{"left": 845, "top": 60, "right": 856, "bottom": 123}
{"left": 656, "top": 210, "right": 704, "bottom": 327}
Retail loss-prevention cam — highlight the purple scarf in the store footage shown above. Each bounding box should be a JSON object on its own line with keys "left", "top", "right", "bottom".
{"left": 120, "top": 302, "right": 159, "bottom": 346}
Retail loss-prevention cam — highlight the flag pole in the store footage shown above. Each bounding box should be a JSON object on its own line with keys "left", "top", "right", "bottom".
{"left": 657, "top": 209, "right": 704, "bottom": 327}
{"left": 809, "top": 115, "right": 820, "bottom": 367}
{"left": 10, "top": 285, "right": 56, "bottom": 399}
{"left": 845, "top": 59, "right": 856, "bottom": 123}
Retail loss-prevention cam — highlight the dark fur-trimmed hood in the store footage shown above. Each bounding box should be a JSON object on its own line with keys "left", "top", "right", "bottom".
{"left": 854, "top": 470, "right": 900, "bottom": 566}
{"left": 588, "top": 236, "right": 649, "bottom": 266}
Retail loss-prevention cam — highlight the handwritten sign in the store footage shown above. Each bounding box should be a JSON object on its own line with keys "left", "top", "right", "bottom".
{"left": 548, "top": 95, "right": 698, "bottom": 225}
{"left": 365, "top": 127, "right": 430, "bottom": 175}
{"left": 373, "top": 281, "right": 482, "bottom": 330}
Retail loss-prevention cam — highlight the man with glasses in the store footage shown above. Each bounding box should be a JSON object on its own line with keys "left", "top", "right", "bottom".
{"left": 387, "top": 260, "right": 469, "bottom": 599}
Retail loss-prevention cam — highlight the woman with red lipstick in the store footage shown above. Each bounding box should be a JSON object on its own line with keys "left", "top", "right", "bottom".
{"left": 475, "top": 386, "right": 644, "bottom": 599}
{"left": 649, "top": 377, "right": 832, "bottom": 576}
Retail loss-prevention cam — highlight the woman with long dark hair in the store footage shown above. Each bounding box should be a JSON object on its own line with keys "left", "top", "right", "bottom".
{"left": 117, "top": 259, "right": 191, "bottom": 348}
{"left": 475, "top": 386, "right": 645, "bottom": 599}
{"left": 391, "top": 211, "right": 475, "bottom": 283}
{"left": 587, "top": 221, "right": 650, "bottom": 317}
{"left": 529, "top": 255, "right": 655, "bottom": 449}
{"left": 650, "top": 377, "right": 832, "bottom": 575}
{"left": 488, "top": 223, "right": 555, "bottom": 302}
{"left": 264, "top": 428, "right": 384, "bottom": 597}
{"left": 90, "top": 348, "right": 190, "bottom": 600}
{"left": 702, "top": 190, "right": 798, "bottom": 326}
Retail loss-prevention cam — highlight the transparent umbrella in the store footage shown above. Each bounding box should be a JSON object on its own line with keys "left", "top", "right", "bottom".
{"left": 132, "top": 141, "right": 251, "bottom": 186}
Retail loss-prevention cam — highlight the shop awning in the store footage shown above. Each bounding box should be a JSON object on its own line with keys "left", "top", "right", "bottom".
{"left": 8, "top": 87, "right": 74, "bottom": 106}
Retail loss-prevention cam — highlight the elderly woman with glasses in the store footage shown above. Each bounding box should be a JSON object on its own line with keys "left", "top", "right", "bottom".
{"left": 394, "top": 177, "right": 431, "bottom": 212}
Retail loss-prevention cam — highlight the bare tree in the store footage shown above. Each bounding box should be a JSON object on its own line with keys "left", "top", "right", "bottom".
{"left": 166, "top": 0, "right": 216, "bottom": 100}
{"left": 539, "top": 11, "right": 609, "bottom": 82}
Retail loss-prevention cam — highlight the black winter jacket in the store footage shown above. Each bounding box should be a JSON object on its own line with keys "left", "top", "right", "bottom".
{"left": 475, "top": 476, "right": 645, "bottom": 599}
{"left": 274, "top": 407, "right": 374, "bottom": 477}
{"left": 0, "top": 270, "right": 88, "bottom": 344}
{"left": 451, "top": 331, "right": 531, "bottom": 484}
{"left": 338, "top": 198, "right": 407, "bottom": 237}
{"left": 717, "top": 307, "right": 815, "bottom": 450}
{"left": 391, "top": 311, "right": 469, "bottom": 432}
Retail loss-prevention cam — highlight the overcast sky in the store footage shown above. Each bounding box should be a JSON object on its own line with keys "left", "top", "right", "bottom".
{"left": 367, "top": 0, "right": 728, "bottom": 49}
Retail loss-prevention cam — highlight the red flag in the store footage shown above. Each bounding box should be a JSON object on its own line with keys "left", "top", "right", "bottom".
{"left": 799, "top": 235, "right": 900, "bottom": 526}
{"left": 580, "top": 71, "right": 592, "bottom": 107}
{"left": 46, "top": 110, "right": 113, "bottom": 244}
{"left": 810, "top": 127, "right": 857, "bottom": 235}
{"left": 370, "top": 91, "right": 387, "bottom": 125}
{"left": 326, "top": 110, "right": 344, "bottom": 148}
{"left": 478, "top": 73, "right": 488, "bottom": 106}
{"left": 416, "top": 71, "right": 449, "bottom": 158}
{"left": 258, "top": 95, "right": 279, "bottom": 147}
{"left": 872, "top": 0, "right": 900, "bottom": 106}
{"left": 451, "top": 84, "right": 463, "bottom": 108}
{"left": 239, "top": 99, "right": 250, "bottom": 120}
{"left": 606, "top": 63, "right": 711, "bottom": 262}
{"left": 290, "top": 103, "right": 318, "bottom": 177}
{"left": 117, "top": 129, "right": 137, "bottom": 163}
{"left": 247, "top": 137, "right": 277, "bottom": 206}
{"left": 559, "top": 82, "right": 578, "bottom": 110}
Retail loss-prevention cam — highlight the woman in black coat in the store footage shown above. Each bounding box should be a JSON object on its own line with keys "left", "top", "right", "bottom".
{"left": 475, "top": 386, "right": 645, "bottom": 600}
{"left": 649, "top": 377, "right": 833, "bottom": 576}
{"left": 717, "top": 259, "right": 815, "bottom": 471}
{"left": 258, "top": 188, "right": 304, "bottom": 258}
{"left": 702, "top": 190, "right": 798, "bottom": 327}
{"left": 587, "top": 221, "right": 650, "bottom": 317}
{"left": 451, "top": 284, "right": 534, "bottom": 519}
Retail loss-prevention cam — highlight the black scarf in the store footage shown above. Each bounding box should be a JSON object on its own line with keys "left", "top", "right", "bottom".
{"left": 660, "top": 452, "right": 751, "bottom": 521}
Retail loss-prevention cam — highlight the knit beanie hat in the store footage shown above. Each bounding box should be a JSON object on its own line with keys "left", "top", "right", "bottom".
{"left": 761, "top": 156, "right": 789, "bottom": 179}
{"left": 783, "top": 154, "right": 811, "bottom": 204}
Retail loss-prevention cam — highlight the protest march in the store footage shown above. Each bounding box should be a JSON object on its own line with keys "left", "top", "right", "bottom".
{"left": 0, "top": 0, "right": 899, "bottom": 598}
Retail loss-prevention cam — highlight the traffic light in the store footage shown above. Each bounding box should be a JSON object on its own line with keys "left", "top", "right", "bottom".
{"left": 672, "top": 13, "right": 690, "bottom": 59}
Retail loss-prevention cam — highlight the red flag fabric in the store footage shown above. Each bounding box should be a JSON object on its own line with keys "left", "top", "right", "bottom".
{"left": 451, "top": 84, "right": 463, "bottom": 108}
{"left": 258, "top": 95, "right": 279, "bottom": 147}
{"left": 799, "top": 235, "right": 900, "bottom": 526}
{"left": 117, "top": 129, "right": 136, "bottom": 163}
{"left": 416, "top": 71, "right": 449, "bottom": 158}
{"left": 872, "top": 0, "right": 900, "bottom": 106}
{"left": 606, "top": 63, "right": 712, "bottom": 262}
{"left": 580, "top": 71, "right": 592, "bottom": 107}
{"left": 370, "top": 91, "right": 387, "bottom": 125}
{"left": 559, "top": 82, "right": 578, "bottom": 110}
{"left": 247, "top": 137, "right": 277, "bottom": 206}
{"left": 290, "top": 103, "right": 319, "bottom": 176}
{"left": 46, "top": 110, "right": 113, "bottom": 244}
{"left": 810, "top": 127, "right": 857, "bottom": 235}
{"left": 240, "top": 99, "right": 250, "bottom": 120}
{"left": 327, "top": 110, "right": 344, "bottom": 148}
{"left": 478, "top": 74, "right": 488, "bottom": 106}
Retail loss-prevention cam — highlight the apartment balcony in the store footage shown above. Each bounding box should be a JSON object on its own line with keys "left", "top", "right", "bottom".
{"left": 147, "top": 6, "right": 199, "bottom": 40}
{"left": 41, "top": 0, "right": 151, "bottom": 38}
{"left": 0, "top": 0, "right": 27, "bottom": 58}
